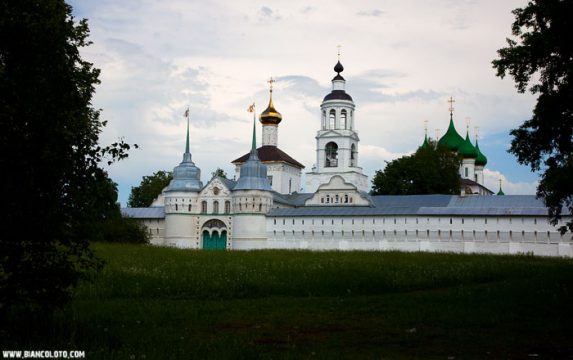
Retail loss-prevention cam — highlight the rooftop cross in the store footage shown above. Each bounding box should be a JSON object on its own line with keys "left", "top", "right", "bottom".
{"left": 448, "top": 96, "right": 455, "bottom": 114}
{"left": 474, "top": 126, "right": 480, "bottom": 141}
{"left": 337, "top": 44, "right": 342, "bottom": 60}
{"left": 465, "top": 116, "right": 471, "bottom": 132}
{"left": 424, "top": 119, "right": 428, "bottom": 137}
{"left": 267, "top": 77, "right": 275, "bottom": 93}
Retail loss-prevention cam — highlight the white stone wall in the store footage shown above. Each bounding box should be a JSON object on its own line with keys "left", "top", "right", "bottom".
{"left": 262, "top": 124, "right": 278, "bottom": 146}
{"left": 265, "top": 215, "right": 573, "bottom": 257}
{"left": 267, "top": 163, "right": 302, "bottom": 194}
{"left": 461, "top": 158, "right": 476, "bottom": 181}
{"left": 475, "top": 165, "right": 484, "bottom": 185}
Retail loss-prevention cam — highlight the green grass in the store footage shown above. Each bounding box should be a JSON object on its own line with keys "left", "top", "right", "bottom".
{"left": 3, "top": 243, "right": 573, "bottom": 359}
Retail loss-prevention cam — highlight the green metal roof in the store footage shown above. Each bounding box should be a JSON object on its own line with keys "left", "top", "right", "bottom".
{"left": 475, "top": 140, "right": 488, "bottom": 166}
{"left": 420, "top": 134, "right": 430, "bottom": 150}
{"left": 437, "top": 115, "right": 464, "bottom": 151}
{"left": 458, "top": 132, "right": 478, "bottom": 159}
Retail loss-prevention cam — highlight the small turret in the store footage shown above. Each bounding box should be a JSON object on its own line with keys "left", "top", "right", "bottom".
{"left": 234, "top": 105, "right": 272, "bottom": 191}
{"left": 166, "top": 109, "right": 203, "bottom": 192}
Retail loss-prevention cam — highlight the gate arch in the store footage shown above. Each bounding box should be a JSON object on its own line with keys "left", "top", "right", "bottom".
{"left": 201, "top": 219, "right": 227, "bottom": 250}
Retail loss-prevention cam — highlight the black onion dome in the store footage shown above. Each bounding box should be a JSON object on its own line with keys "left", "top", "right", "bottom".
{"left": 323, "top": 90, "right": 353, "bottom": 101}
{"left": 334, "top": 60, "right": 344, "bottom": 73}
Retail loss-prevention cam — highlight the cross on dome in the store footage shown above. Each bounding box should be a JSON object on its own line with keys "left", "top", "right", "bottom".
{"left": 448, "top": 96, "right": 455, "bottom": 114}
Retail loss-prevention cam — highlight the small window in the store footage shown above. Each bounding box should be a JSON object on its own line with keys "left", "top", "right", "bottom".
{"left": 213, "top": 201, "right": 219, "bottom": 214}
{"left": 225, "top": 201, "right": 230, "bottom": 214}
{"left": 201, "top": 201, "right": 207, "bottom": 213}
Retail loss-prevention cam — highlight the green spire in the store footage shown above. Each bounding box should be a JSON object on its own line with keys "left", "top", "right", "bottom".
{"left": 497, "top": 179, "right": 505, "bottom": 196}
{"left": 251, "top": 106, "right": 257, "bottom": 152}
{"left": 185, "top": 108, "right": 190, "bottom": 154}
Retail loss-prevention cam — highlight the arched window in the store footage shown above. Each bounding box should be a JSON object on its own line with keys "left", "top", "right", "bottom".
{"left": 322, "top": 111, "right": 326, "bottom": 129}
{"left": 465, "top": 167, "right": 468, "bottom": 177}
{"left": 225, "top": 201, "right": 230, "bottom": 214}
{"left": 350, "top": 143, "right": 357, "bottom": 166}
{"left": 201, "top": 201, "right": 207, "bottom": 214}
{"left": 350, "top": 111, "right": 354, "bottom": 129}
{"left": 288, "top": 178, "right": 292, "bottom": 193}
{"left": 329, "top": 109, "right": 335, "bottom": 129}
{"left": 340, "top": 110, "right": 347, "bottom": 129}
{"left": 213, "top": 201, "right": 219, "bottom": 214}
{"left": 325, "top": 142, "right": 338, "bottom": 167}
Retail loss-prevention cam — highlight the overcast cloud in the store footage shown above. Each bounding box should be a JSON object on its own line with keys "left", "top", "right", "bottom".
{"left": 69, "top": 0, "right": 539, "bottom": 204}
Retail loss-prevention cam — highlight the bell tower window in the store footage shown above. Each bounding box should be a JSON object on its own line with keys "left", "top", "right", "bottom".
{"left": 329, "top": 110, "right": 335, "bottom": 129}
{"left": 341, "top": 110, "right": 347, "bottom": 129}
{"left": 350, "top": 143, "right": 356, "bottom": 166}
{"left": 322, "top": 111, "right": 326, "bottom": 130}
{"left": 325, "top": 142, "right": 338, "bottom": 167}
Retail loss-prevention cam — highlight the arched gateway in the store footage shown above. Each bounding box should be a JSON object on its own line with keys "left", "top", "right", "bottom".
{"left": 201, "top": 219, "right": 227, "bottom": 250}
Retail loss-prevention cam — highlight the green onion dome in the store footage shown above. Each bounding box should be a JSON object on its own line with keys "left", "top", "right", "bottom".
{"left": 475, "top": 140, "right": 488, "bottom": 166}
{"left": 438, "top": 115, "right": 465, "bottom": 151}
{"left": 458, "top": 132, "right": 478, "bottom": 159}
{"left": 420, "top": 134, "right": 430, "bottom": 150}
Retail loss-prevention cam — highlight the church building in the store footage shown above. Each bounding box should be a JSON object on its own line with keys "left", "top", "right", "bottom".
{"left": 122, "top": 58, "right": 572, "bottom": 257}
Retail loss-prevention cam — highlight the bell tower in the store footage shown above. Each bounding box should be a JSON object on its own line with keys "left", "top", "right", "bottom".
{"left": 305, "top": 55, "right": 368, "bottom": 193}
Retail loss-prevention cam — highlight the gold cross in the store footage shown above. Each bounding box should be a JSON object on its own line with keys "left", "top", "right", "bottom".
{"left": 465, "top": 116, "right": 471, "bottom": 131}
{"left": 268, "top": 77, "right": 275, "bottom": 92}
{"left": 448, "top": 96, "right": 455, "bottom": 113}
{"left": 474, "top": 126, "right": 480, "bottom": 140}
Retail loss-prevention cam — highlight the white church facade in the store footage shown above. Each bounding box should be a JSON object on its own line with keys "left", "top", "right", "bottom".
{"left": 122, "top": 59, "right": 572, "bottom": 257}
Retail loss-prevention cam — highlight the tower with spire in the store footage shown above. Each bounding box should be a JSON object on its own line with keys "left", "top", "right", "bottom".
{"left": 305, "top": 53, "right": 368, "bottom": 193}
{"left": 163, "top": 110, "right": 204, "bottom": 247}
{"left": 232, "top": 79, "right": 304, "bottom": 194}
{"left": 231, "top": 105, "right": 274, "bottom": 248}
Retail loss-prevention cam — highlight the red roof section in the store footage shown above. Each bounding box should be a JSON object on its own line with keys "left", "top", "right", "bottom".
{"left": 232, "top": 145, "right": 305, "bottom": 169}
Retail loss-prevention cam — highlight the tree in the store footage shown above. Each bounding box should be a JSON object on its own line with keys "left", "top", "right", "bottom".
{"left": 0, "top": 0, "right": 132, "bottom": 311}
{"left": 492, "top": 0, "right": 573, "bottom": 234}
{"left": 128, "top": 171, "right": 173, "bottom": 207}
{"left": 371, "top": 143, "right": 461, "bottom": 195}
{"left": 211, "top": 168, "right": 228, "bottom": 179}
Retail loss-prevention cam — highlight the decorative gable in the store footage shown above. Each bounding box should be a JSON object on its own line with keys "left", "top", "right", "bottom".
{"left": 304, "top": 175, "right": 372, "bottom": 206}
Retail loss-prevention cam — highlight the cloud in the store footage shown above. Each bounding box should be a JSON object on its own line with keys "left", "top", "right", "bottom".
{"left": 483, "top": 168, "right": 538, "bottom": 195}
{"left": 356, "top": 9, "right": 385, "bottom": 17}
{"left": 259, "top": 6, "right": 282, "bottom": 21}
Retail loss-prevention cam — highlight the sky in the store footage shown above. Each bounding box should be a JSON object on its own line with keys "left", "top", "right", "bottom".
{"left": 69, "top": 0, "right": 541, "bottom": 206}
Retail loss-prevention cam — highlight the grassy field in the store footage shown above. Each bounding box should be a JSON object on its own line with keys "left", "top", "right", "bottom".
{"left": 3, "top": 243, "right": 573, "bottom": 359}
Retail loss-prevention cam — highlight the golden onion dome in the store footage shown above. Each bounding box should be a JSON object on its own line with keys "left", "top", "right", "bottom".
{"left": 259, "top": 85, "right": 282, "bottom": 125}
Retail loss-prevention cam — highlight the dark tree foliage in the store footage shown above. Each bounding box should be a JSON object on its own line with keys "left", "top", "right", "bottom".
{"left": 211, "top": 168, "right": 228, "bottom": 179}
{"left": 0, "top": 0, "right": 133, "bottom": 311}
{"left": 492, "top": 0, "right": 573, "bottom": 234}
{"left": 128, "top": 171, "right": 173, "bottom": 208}
{"left": 371, "top": 143, "right": 461, "bottom": 196}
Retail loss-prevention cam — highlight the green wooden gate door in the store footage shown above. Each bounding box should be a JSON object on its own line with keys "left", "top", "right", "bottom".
{"left": 203, "top": 230, "right": 226, "bottom": 250}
